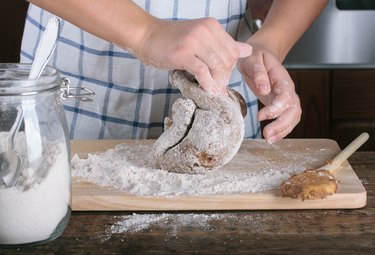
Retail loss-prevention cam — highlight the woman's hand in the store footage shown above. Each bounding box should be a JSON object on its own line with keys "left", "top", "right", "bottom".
{"left": 28, "top": 1, "right": 252, "bottom": 95}
{"left": 138, "top": 18, "right": 252, "bottom": 95}
{"left": 238, "top": 45, "right": 301, "bottom": 144}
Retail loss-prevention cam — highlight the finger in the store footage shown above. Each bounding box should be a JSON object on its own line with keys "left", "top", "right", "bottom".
{"left": 257, "top": 92, "right": 291, "bottom": 121}
{"left": 209, "top": 41, "right": 252, "bottom": 95}
{"left": 264, "top": 116, "right": 299, "bottom": 144}
{"left": 181, "top": 55, "right": 221, "bottom": 95}
{"left": 211, "top": 70, "right": 230, "bottom": 96}
{"left": 237, "top": 42, "right": 252, "bottom": 58}
{"left": 197, "top": 48, "right": 231, "bottom": 95}
{"left": 267, "top": 65, "right": 294, "bottom": 92}
{"left": 194, "top": 38, "right": 237, "bottom": 95}
{"left": 258, "top": 69, "right": 296, "bottom": 120}
{"left": 194, "top": 29, "right": 250, "bottom": 95}
{"left": 263, "top": 104, "right": 302, "bottom": 144}
{"left": 242, "top": 54, "right": 271, "bottom": 96}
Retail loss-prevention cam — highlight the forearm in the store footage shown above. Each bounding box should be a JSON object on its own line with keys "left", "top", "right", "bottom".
{"left": 247, "top": 0, "right": 328, "bottom": 61}
{"left": 28, "top": 0, "right": 253, "bottom": 95}
{"left": 27, "top": 0, "right": 156, "bottom": 55}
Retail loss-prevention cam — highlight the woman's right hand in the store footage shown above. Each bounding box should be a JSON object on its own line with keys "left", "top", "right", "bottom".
{"left": 28, "top": 1, "right": 251, "bottom": 95}
{"left": 136, "top": 18, "right": 252, "bottom": 95}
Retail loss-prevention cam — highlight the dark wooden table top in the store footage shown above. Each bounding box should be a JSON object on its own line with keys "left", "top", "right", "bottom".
{"left": 1, "top": 152, "right": 374, "bottom": 255}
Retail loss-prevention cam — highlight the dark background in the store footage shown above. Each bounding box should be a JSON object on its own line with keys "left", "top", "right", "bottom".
{"left": 0, "top": 0, "right": 29, "bottom": 63}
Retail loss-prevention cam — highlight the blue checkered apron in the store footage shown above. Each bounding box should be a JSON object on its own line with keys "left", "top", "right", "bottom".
{"left": 20, "top": 1, "right": 260, "bottom": 140}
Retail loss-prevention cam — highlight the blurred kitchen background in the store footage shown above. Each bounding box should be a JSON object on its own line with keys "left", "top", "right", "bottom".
{"left": 1, "top": 0, "right": 374, "bottom": 150}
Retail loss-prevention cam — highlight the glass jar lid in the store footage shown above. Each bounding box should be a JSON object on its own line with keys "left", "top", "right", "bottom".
{"left": 0, "top": 63, "right": 61, "bottom": 96}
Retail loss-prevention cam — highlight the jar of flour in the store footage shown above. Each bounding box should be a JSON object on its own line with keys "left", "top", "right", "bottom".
{"left": 0, "top": 63, "right": 72, "bottom": 245}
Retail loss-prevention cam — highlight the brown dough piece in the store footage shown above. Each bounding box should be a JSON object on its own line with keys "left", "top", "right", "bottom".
{"left": 280, "top": 169, "right": 339, "bottom": 200}
{"left": 150, "top": 70, "right": 245, "bottom": 174}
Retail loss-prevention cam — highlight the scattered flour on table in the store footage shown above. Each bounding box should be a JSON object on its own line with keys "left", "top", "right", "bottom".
{"left": 111, "top": 213, "right": 222, "bottom": 234}
{"left": 99, "top": 212, "right": 285, "bottom": 241}
{"left": 99, "top": 211, "right": 333, "bottom": 241}
{"left": 71, "top": 140, "right": 326, "bottom": 196}
{"left": 99, "top": 213, "right": 227, "bottom": 241}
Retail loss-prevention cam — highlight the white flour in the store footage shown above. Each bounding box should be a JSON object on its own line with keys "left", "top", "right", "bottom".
{"left": 99, "top": 213, "right": 226, "bottom": 241}
{"left": 71, "top": 140, "right": 321, "bottom": 196}
{"left": 101, "top": 211, "right": 331, "bottom": 241}
{"left": 0, "top": 133, "right": 70, "bottom": 245}
{"left": 111, "top": 213, "right": 224, "bottom": 234}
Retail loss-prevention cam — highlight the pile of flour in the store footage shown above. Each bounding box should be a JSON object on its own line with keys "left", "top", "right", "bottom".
{"left": 0, "top": 133, "right": 70, "bottom": 245}
{"left": 71, "top": 140, "right": 320, "bottom": 196}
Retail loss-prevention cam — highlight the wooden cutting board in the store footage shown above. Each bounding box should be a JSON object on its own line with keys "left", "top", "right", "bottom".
{"left": 70, "top": 139, "right": 366, "bottom": 211}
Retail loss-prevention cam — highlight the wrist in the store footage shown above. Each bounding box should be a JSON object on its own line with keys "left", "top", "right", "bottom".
{"left": 115, "top": 9, "right": 159, "bottom": 59}
{"left": 247, "top": 30, "right": 287, "bottom": 62}
{"left": 131, "top": 17, "right": 165, "bottom": 63}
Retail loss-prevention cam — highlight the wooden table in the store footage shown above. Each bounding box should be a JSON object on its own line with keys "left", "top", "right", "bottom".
{"left": 1, "top": 152, "right": 374, "bottom": 254}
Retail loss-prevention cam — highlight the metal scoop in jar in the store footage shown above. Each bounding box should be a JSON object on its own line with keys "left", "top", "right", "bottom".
{"left": 0, "top": 17, "right": 60, "bottom": 187}
{"left": 0, "top": 107, "right": 24, "bottom": 187}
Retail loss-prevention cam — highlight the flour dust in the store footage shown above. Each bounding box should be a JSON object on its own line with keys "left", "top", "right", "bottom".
{"left": 71, "top": 139, "right": 324, "bottom": 196}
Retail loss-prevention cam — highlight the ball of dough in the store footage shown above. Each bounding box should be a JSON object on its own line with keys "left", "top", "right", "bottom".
{"left": 150, "top": 70, "right": 245, "bottom": 174}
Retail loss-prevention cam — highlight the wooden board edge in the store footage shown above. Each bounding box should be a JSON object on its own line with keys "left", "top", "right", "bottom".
{"left": 71, "top": 189, "right": 367, "bottom": 211}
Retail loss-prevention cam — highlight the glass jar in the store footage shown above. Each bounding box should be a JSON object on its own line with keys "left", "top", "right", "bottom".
{"left": 0, "top": 63, "right": 71, "bottom": 245}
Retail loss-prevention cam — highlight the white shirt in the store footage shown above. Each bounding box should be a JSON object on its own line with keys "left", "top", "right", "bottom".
{"left": 20, "top": 1, "right": 260, "bottom": 140}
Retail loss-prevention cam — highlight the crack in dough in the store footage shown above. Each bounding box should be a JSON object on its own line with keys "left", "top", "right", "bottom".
{"left": 150, "top": 70, "right": 246, "bottom": 174}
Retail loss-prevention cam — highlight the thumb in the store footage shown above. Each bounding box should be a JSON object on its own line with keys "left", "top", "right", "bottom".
{"left": 251, "top": 61, "right": 271, "bottom": 96}
{"left": 237, "top": 42, "right": 252, "bottom": 58}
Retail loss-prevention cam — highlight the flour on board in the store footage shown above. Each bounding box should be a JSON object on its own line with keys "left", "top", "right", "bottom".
{"left": 71, "top": 139, "right": 324, "bottom": 196}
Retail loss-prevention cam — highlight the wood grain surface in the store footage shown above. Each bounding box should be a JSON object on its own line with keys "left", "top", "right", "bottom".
{"left": 70, "top": 139, "right": 366, "bottom": 211}
{"left": 1, "top": 152, "right": 373, "bottom": 254}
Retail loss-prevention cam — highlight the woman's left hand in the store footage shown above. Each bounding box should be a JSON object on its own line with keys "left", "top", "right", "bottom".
{"left": 238, "top": 45, "right": 302, "bottom": 144}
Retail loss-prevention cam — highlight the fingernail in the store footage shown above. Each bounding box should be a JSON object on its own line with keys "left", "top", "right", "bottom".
{"left": 238, "top": 42, "right": 252, "bottom": 58}
{"left": 264, "top": 129, "right": 276, "bottom": 144}
{"left": 258, "top": 83, "right": 269, "bottom": 92}
{"left": 221, "top": 87, "right": 228, "bottom": 96}
{"left": 255, "top": 76, "right": 269, "bottom": 93}
{"left": 266, "top": 136, "right": 276, "bottom": 144}
{"left": 268, "top": 129, "right": 276, "bottom": 137}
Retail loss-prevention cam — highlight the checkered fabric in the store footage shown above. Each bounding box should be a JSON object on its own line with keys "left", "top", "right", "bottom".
{"left": 20, "top": 1, "right": 261, "bottom": 140}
